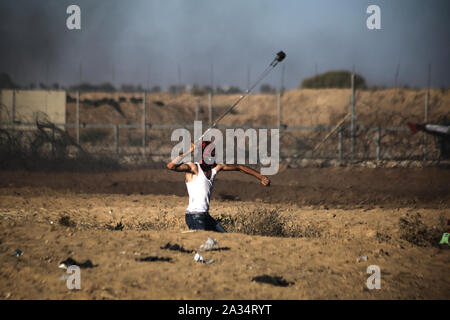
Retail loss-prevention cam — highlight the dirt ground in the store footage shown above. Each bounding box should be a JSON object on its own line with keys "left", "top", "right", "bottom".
{"left": 0, "top": 167, "right": 449, "bottom": 299}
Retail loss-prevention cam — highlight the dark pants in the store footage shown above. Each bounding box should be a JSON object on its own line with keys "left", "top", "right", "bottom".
{"left": 185, "top": 212, "right": 226, "bottom": 233}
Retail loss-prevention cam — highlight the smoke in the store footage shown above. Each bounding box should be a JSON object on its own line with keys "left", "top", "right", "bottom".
{"left": 0, "top": 1, "right": 62, "bottom": 84}
{"left": 0, "top": 0, "right": 128, "bottom": 87}
{"left": 0, "top": 0, "right": 449, "bottom": 90}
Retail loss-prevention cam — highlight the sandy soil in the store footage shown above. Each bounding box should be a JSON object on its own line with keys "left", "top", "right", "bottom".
{"left": 0, "top": 168, "right": 449, "bottom": 299}
{"left": 67, "top": 89, "right": 450, "bottom": 127}
{"left": 63, "top": 88, "right": 449, "bottom": 159}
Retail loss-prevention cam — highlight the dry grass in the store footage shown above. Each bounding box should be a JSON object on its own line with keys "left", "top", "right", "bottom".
{"left": 398, "top": 212, "right": 446, "bottom": 247}
{"left": 216, "top": 209, "right": 323, "bottom": 238}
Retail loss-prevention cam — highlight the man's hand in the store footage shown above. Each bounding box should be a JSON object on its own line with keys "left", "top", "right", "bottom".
{"left": 260, "top": 176, "right": 270, "bottom": 186}
{"left": 166, "top": 142, "right": 196, "bottom": 172}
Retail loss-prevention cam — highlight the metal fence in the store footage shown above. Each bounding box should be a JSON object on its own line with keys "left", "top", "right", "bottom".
{"left": 0, "top": 84, "right": 443, "bottom": 163}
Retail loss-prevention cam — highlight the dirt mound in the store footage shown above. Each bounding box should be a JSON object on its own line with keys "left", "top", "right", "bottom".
{"left": 63, "top": 88, "right": 450, "bottom": 158}
{"left": 67, "top": 88, "right": 450, "bottom": 128}
{"left": 1, "top": 168, "right": 448, "bottom": 208}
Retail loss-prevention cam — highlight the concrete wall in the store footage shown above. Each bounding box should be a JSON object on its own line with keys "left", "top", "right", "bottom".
{"left": 0, "top": 90, "right": 66, "bottom": 124}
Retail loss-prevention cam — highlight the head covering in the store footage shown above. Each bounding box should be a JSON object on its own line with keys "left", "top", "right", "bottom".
{"left": 200, "top": 141, "right": 216, "bottom": 166}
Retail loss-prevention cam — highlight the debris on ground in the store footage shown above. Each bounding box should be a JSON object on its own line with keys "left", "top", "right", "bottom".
{"left": 440, "top": 233, "right": 449, "bottom": 245}
{"left": 59, "top": 215, "right": 76, "bottom": 227}
{"left": 440, "top": 220, "right": 450, "bottom": 246}
{"left": 114, "top": 221, "right": 124, "bottom": 230}
{"left": 13, "top": 249, "right": 23, "bottom": 257}
{"left": 251, "top": 275, "right": 293, "bottom": 287}
{"left": 207, "top": 247, "right": 231, "bottom": 252}
{"left": 194, "top": 252, "right": 214, "bottom": 264}
{"left": 161, "top": 242, "right": 193, "bottom": 254}
{"left": 200, "top": 237, "right": 218, "bottom": 251}
{"left": 58, "top": 257, "right": 96, "bottom": 269}
{"left": 105, "top": 221, "right": 124, "bottom": 231}
{"left": 356, "top": 255, "right": 368, "bottom": 263}
{"left": 136, "top": 256, "right": 172, "bottom": 262}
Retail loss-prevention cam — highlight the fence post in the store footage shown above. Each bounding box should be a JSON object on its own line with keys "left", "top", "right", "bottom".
{"left": 51, "top": 126, "right": 55, "bottom": 154}
{"left": 11, "top": 90, "right": 16, "bottom": 133}
{"left": 277, "top": 92, "right": 281, "bottom": 128}
{"left": 195, "top": 99, "right": 199, "bottom": 121}
{"left": 11, "top": 90, "right": 16, "bottom": 124}
{"left": 114, "top": 124, "right": 119, "bottom": 154}
{"left": 423, "top": 90, "right": 429, "bottom": 160}
{"left": 350, "top": 73, "right": 355, "bottom": 160}
{"left": 208, "top": 93, "right": 212, "bottom": 126}
{"left": 338, "top": 126, "right": 343, "bottom": 161}
{"left": 376, "top": 127, "right": 381, "bottom": 161}
{"left": 142, "top": 91, "right": 146, "bottom": 151}
{"left": 76, "top": 91, "right": 80, "bottom": 144}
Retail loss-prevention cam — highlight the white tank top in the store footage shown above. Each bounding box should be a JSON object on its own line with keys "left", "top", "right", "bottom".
{"left": 186, "top": 163, "right": 217, "bottom": 213}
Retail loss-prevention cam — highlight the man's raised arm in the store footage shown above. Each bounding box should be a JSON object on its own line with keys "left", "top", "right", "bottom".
{"left": 166, "top": 144, "right": 196, "bottom": 172}
{"left": 215, "top": 164, "right": 270, "bottom": 186}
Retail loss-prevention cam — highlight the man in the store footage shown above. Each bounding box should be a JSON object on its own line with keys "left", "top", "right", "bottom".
{"left": 407, "top": 122, "right": 450, "bottom": 158}
{"left": 167, "top": 141, "right": 270, "bottom": 232}
{"left": 407, "top": 122, "right": 450, "bottom": 137}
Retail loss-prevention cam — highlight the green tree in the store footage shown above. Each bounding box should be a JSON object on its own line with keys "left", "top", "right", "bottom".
{"left": 300, "top": 70, "right": 366, "bottom": 89}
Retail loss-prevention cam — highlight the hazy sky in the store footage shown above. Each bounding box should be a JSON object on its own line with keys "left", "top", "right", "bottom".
{"left": 0, "top": 0, "right": 449, "bottom": 90}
